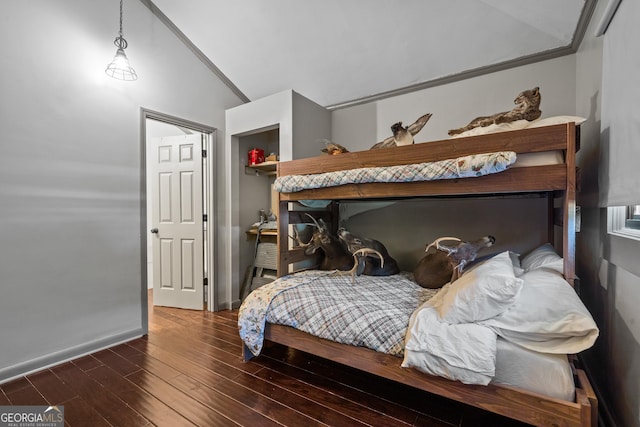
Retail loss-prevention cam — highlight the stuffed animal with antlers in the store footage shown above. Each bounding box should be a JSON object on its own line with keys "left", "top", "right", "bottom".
{"left": 292, "top": 214, "right": 389, "bottom": 283}
{"left": 413, "top": 236, "right": 495, "bottom": 289}
{"left": 338, "top": 228, "right": 400, "bottom": 276}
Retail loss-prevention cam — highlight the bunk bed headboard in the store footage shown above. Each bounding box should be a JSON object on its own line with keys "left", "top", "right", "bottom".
{"left": 276, "top": 122, "right": 579, "bottom": 285}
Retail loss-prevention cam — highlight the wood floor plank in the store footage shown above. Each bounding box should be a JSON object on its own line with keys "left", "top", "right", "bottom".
{"left": 162, "top": 373, "right": 284, "bottom": 427}
{"left": 143, "top": 332, "right": 249, "bottom": 381}
{"left": 126, "top": 369, "right": 240, "bottom": 427}
{"left": 147, "top": 328, "right": 260, "bottom": 374}
{"left": 232, "top": 370, "right": 373, "bottom": 427}
{"left": 4, "top": 381, "right": 48, "bottom": 406}
{"left": 85, "top": 364, "right": 195, "bottom": 427}
{"left": 90, "top": 348, "right": 141, "bottom": 377}
{"left": 124, "top": 336, "right": 150, "bottom": 352}
{"left": 128, "top": 339, "right": 230, "bottom": 388}
{"left": 1, "top": 377, "right": 32, "bottom": 395}
{"left": 123, "top": 339, "right": 323, "bottom": 426}
{"left": 197, "top": 376, "right": 327, "bottom": 427}
{"left": 71, "top": 355, "right": 103, "bottom": 372}
{"left": 152, "top": 307, "right": 194, "bottom": 328}
{"left": 27, "top": 369, "right": 78, "bottom": 405}
{"left": 252, "top": 366, "right": 410, "bottom": 427}
{"left": 111, "top": 343, "right": 184, "bottom": 382}
{"left": 255, "top": 348, "right": 422, "bottom": 425}
{"left": 150, "top": 309, "right": 243, "bottom": 349}
{"left": 122, "top": 337, "right": 326, "bottom": 426}
{"left": 123, "top": 338, "right": 233, "bottom": 390}
{"left": 260, "top": 341, "right": 462, "bottom": 425}
{"left": 148, "top": 324, "right": 243, "bottom": 359}
{"left": 52, "top": 362, "right": 148, "bottom": 427}
{"left": 60, "top": 396, "right": 112, "bottom": 427}
{"left": 213, "top": 309, "right": 239, "bottom": 322}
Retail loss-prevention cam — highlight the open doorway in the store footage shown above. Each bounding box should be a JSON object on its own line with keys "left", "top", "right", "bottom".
{"left": 141, "top": 109, "right": 217, "bottom": 316}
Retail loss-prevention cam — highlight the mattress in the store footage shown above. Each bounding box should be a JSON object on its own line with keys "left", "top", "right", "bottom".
{"left": 493, "top": 337, "right": 575, "bottom": 401}
{"left": 512, "top": 150, "right": 564, "bottom": 168}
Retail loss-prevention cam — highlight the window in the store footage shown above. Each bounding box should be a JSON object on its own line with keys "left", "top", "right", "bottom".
{"left": 608, "top": 205, "right": 640, "bottom": 240}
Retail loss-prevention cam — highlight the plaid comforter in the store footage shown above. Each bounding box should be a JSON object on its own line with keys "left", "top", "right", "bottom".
{"left": 273, "top": 151, "right": 516, "bottom": 193}
{"left": 238, "top": 270, "right": 437, "bottom": 358}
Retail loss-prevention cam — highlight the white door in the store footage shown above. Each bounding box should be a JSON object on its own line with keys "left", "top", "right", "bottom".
{"left": 148, "top": 134, "right": 204, "bottom": 309}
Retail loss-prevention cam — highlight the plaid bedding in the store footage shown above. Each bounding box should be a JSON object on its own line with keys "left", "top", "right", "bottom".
{"left": 273, "top": 151, "right": 516, "bottom": 193}
{"left": 238, "top": 270, "right": 438, "bottom": 357}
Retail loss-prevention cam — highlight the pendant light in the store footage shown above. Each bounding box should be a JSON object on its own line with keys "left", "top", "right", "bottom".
{"left": 105, "top": 0, "right": 138, "bottom": 81}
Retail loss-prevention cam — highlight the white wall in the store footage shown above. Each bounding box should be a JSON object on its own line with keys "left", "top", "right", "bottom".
{"left": 0, "top": 0, "right": 242, "bottom": 382}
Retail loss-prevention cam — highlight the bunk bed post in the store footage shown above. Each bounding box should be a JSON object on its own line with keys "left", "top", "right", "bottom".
{"left": 329, "top": 201, "right": 340, "bottom": 235}
{"left": 277, "top": 199, "right": 289, "bottom": 276}
{"left": 547, "top": 193, "right": 555, "bottom": 245}
{"left": 563, "top": 123, "right": 577, "bottom": 286}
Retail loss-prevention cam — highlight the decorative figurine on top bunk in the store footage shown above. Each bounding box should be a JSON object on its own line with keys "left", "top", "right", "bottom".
{"left": 293, "top": 214, "right": 397, "bottom": 283}
{"left": 448, "top": 87, "right": 541, "bottom": 136}
{"left": 320, "top": 139, "right": 350, "bottom": 155}
{"left": 370, "top": 113, "right": 432, "bottom": 149}
{"left": 413, "top": 235, "right": 495, "bottom": 289}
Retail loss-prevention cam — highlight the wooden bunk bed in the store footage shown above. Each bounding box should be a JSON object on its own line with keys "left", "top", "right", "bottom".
{"left": 250, "top": 122, "right": 596, "bottom": 426}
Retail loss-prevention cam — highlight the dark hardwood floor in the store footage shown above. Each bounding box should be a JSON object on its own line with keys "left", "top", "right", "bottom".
{"left": 0, "top": 294, "right": 531, "bottom": 426}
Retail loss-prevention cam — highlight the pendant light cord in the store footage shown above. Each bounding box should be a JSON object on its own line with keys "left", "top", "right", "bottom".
{"left": 115, "top": 0, "right": 127, "bottom": 49}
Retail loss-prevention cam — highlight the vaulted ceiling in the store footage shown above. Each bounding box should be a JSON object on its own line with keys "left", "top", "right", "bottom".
{"left": 147, "top": 0, "right": 596, "bottom": 109}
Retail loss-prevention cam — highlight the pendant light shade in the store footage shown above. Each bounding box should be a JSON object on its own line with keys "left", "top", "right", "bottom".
{"left": 106, "top": 0, "right": 137, "bottom": 81}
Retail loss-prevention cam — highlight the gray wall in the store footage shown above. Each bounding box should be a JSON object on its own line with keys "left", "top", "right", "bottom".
{"left": 0, "top": 0, "right": 242, "bottom": 382}
{"left": 575, "top": 1, "right": 640, "bottom": 426}
{"left": 340, "top": 197, "right": 549, "bottom": 272}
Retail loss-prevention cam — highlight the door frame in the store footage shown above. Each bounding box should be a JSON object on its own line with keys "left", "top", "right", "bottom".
{"left": 140, "top": 108, "right": 218, "bottom": 330}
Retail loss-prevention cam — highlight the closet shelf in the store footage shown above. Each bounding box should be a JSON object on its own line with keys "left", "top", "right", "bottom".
{"left": 246, "top": 161, "right": 278, "bottom": 176}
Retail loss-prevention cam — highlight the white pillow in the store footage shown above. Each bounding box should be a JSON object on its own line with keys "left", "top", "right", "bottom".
{"left": 521, "top": 243, "right": 564, "bottom": 273}
{"left": 449, "top": 115, "right": 586, "bottom": 139}
{"left": 525, "top": 116, "right": 586, "bottom": 128}
{"left": 480, "top": 268, "right": 599, "bottom": 354}
{"left": 431, "top": 251, "right": 524, "bottom": 323}
{"left": 449, "top": 120, "right": 530, "bottom": 138}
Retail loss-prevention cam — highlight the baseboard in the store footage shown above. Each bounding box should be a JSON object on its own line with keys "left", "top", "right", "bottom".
{"left": 214, "top": 299, "right": 241, "bottom": 311}
{"left": 0, "top": 328, "right": 145, "bottom": 384}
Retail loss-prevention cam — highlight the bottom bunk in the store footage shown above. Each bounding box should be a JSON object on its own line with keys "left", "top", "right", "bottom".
{"left": 261, "top": 323, "right": 596, "bottom": 427}
{"left": 238, "top": 248, "right": 598, "bottom": 427}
